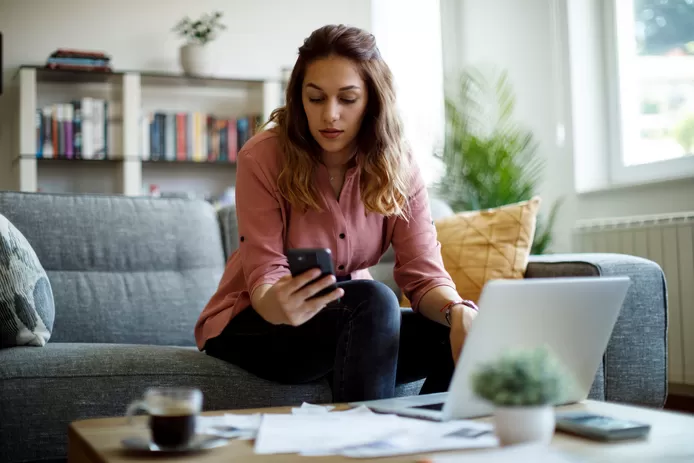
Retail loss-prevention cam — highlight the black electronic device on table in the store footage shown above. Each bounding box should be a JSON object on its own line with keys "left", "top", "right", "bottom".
{"left": 555, "top": 411, "right": 651, "bottom": 442}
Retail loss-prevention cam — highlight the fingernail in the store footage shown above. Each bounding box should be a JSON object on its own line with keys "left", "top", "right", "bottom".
{"left": 330, "top": 275, "right": 336, "bottom": 282}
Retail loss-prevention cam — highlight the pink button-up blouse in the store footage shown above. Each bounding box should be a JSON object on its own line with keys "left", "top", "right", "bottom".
{"left": 194, "top": 129, "right": 456, "bottom": 350}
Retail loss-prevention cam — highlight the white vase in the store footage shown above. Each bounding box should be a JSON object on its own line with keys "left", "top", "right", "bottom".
{"left": 493, "top": 405, "right": 555, "bottom": 446}
{"left": 179, "top": 43, "right": 213, "bottom": 77}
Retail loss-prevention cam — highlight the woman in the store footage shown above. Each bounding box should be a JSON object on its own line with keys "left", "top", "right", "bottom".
{"left": 194, "top": 24, "right": 478, "bottom": 403}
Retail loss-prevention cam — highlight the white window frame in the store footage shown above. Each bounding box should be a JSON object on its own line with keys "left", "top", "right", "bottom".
{"left": 604, "top": 0, "right": 694, "bottom": 187}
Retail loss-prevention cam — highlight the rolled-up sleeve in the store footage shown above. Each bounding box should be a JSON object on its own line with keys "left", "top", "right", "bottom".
{"left": 391, "top": 166, "right": 456, "bottom": 311}
{"left": 235, "top": 149, "right": 290, "bottom": 298}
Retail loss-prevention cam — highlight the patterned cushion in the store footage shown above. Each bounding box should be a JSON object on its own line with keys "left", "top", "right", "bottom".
{"left": 402, "top": 197, "right": 541, "bottom": 306}
{"left": 0, "top": 214, "right": 55, "bottom": 347}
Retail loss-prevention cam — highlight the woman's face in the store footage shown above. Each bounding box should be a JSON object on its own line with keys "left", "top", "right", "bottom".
{"left": 302, "top": 55, "right": 369, "bottom": 157}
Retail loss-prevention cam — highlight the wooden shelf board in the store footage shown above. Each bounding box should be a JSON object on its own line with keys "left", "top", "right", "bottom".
{"left": 143, "top": 159, "right": 237, "bottom": 166}
{"left": 19, "top": 155, "right": 134, "bottom": 163}
{"left": 17, "top": 65, "right": 272, "bottom": 88}
{"left": 18, "top": 155, "right": 237, "bottom": 166}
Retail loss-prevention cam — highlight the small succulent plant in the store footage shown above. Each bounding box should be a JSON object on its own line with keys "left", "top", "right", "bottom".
{"left": 471, "top": 346, "right": 572, "bottom": 407}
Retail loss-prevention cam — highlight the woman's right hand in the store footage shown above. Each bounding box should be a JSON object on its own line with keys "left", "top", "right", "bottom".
{"left": 256, "top": 269, "right": 344, "bottom": 326}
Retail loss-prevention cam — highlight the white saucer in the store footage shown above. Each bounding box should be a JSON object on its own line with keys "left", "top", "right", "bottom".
{"left": 121, "top": 434, "right": 228, "bottom": 453}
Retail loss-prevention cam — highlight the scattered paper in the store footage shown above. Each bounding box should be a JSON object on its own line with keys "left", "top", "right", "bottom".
{"left": 417, "top": 442, "right": 578, "bottom": 463}
{"left": 254, "top": 412, "right": 410, "bottom": 455}
{"left": 291, "top": 402, "right": 336, "bottom": 414}
{"left": 253, "top": 403, "right": 497, "bottom": 457}
{"left": 196, "top": 412, "right": 261, "bottom": 440}
{"left": 335, "top": 418, "right": 498, "bottom": 458}
{"left": 332, "top": 405, "right": 376, "bottom": 416}
{"left": 199, "top": 403, "right": 501, "bottom": 458}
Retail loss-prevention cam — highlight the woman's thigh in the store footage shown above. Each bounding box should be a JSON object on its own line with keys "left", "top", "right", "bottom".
{"left": 204, "top": 303, "right": 350, "bottom": 384}
{"left": 203, "top": 279, "right": 402, "bottom": 385}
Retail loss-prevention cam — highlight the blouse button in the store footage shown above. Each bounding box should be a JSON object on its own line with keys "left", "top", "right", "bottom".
{"left": 240, "top": 236, "right": 245, "bottom": 242}
{"left": 339, "top": 233, "right": 346, "bottom": 239}
{"left": 338, "top": 265, "right": 345, "bottom": 271}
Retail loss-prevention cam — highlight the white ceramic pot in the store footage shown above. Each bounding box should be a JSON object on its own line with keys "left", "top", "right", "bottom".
{"left": 179, "top": 43, "right": 213, "bottom": 76}
{"left": 493, "top": 405, "right": 555, "bottom": 446}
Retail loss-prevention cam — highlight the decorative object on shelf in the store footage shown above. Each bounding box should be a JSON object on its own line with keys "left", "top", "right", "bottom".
{"left": 44, "top": 49, "right": 112, "bottom": 73}
{"left": 434, "top": 66, "right": 563, "bottom": 254}
{"left": 173, "top": 11, "right": 226, "bottom": 77}
{"left": 470, "top": 345, "right": 575, "bottom": 446}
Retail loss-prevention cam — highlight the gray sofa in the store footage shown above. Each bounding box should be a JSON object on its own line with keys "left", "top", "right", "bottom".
{"left": 0, "top": 191, "right": 668, "bottom": 463}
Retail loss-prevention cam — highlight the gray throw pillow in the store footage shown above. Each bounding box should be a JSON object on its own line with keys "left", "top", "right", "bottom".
{"left": 0, "top": 213, "right": 55, "bottom": 347}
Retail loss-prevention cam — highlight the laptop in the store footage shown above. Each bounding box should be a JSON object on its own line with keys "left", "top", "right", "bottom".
{"left": 351, "top": 276, "right": 631, "bottom": 421}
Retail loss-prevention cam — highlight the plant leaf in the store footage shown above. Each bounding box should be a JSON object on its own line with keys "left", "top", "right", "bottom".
{"left": 435, "top": 66, "right": 559, "bottom": 253}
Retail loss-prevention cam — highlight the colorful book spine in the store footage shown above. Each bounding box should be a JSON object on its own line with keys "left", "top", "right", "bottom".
{"left": 34, "top": 98, "right": 115, "bottom": 160}
{"left": 129, "top": 110, "right": 261, "bottom": 163}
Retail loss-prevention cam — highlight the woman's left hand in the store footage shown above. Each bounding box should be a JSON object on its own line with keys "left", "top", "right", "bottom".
{"left": 449, "top": 303, "right": 478, "bottom": 364}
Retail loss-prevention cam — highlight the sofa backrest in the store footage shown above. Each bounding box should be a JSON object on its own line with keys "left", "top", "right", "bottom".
{"left": 0, "top": 192, "right": 225, "bottom": 346}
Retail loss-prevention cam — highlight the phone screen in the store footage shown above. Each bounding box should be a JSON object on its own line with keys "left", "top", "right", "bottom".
{"left": 286, "top": 248, "right": 338, "bottom": 300}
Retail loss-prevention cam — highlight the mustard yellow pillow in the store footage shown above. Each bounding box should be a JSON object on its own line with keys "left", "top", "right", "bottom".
{"left": 401, "top": 196, "right": 541, "bottom": 307}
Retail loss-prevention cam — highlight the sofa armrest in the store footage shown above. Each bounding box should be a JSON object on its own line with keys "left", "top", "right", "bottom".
{"left": 216, "top": 204, "right": 239, "bottom": 260}
{"left": 526, "top": 253, "right": 668, "bottom": 409}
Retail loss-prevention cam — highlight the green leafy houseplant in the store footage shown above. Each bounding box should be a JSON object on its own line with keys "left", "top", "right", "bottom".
{"left": 470, "top": 346, "right": 570, "bottom": 407}
{"left": 674, "top": 113, "right": 694, "bottom": 154}
{"left": 434, "top": 67, "right": 562, "bottom": 254}
{"left": 173, "top": 11, "right": 227, "bottom": 45}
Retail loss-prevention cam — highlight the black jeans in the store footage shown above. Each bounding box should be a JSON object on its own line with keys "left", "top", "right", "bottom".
{"left": 203, "top": 280, "right": 454, "bottom": 403}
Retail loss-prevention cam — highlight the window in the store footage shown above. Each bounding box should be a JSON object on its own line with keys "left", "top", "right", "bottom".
{"left": 608, "top": 0, "right": 694, "bottom": 184}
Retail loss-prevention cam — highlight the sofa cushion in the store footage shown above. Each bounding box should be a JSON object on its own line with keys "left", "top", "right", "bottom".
{"left": 0, "top": 192, "right": 226, "bottom": 346}
{"left": 0, "top": 213, "right": 55, "bottom": 347}
{"left": 0, "top": 342, "right": 422, "bottom": 463}
{"left": 401, "top": 197, "right": 541, "bottom": 306}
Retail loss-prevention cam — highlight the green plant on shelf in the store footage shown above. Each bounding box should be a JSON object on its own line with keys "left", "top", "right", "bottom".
{"left": 173, "top": 11, "right": 227, "bottom": 46}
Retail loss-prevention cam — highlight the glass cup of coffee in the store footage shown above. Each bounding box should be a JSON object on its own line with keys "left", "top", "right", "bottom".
{"left": 125, "top": 387, "right": 203, "bottom": 449}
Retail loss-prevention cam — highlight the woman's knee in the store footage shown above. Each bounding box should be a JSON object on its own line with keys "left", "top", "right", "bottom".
{"left": 340, "top": 279, "right": 401, "bottom": 323}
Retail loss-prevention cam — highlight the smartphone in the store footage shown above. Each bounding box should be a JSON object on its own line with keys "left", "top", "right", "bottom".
{"left": 286, "top": 248, "right": 339, "bottom": 301}
{"left": 555, "top": 411, "right": 651, "bottom": 442}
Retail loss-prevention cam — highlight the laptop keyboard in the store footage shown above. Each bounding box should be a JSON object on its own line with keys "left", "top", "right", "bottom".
{"left": 411, "top": 402, "right": 445, "bottom": 411}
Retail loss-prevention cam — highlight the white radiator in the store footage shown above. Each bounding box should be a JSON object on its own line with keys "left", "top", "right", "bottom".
{"left": 573, "top": 212, "right": 694, "bottom": 387}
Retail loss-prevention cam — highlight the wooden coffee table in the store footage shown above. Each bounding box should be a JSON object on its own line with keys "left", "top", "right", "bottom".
{"left": 68, "top": 400, "right": 694, "bottom": 462}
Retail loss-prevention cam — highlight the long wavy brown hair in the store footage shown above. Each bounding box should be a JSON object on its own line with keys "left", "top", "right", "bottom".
{"left": 266, "top": 24, "right": 412, "bottom": 218}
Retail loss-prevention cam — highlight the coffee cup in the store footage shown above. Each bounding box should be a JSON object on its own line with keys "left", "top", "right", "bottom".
{"left": 126, "top": 387, "right": 203, "bottom": 449}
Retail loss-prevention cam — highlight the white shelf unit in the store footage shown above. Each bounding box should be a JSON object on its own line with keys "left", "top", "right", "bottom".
{"left": 12, "top": 66, "right": 282, "bottom": 197}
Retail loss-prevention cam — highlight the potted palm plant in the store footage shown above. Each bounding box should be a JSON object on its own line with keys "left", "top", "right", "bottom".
{"left": 173, "top": 11, "right": 227, "bottom": 76}
{"left": 471, "top": 346, "right": 573, "bottom": 446}
{"left": 434, "top": 66, "right": 562, "bottom": 254}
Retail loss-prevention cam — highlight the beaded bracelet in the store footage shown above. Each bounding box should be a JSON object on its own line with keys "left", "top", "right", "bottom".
{"left": 440, "top": 299, "right": 479, "bottom": 326}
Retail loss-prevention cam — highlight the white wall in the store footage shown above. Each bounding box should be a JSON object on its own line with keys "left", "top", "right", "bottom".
{"left": 371, "top": 0, "right": 445, "bottom": 185}
{"left": 0, "top": 0, "right": 372, "bottom": 191}
{"left": 0, "top": 0, "right": 371, "bottom": 79}
{"left": 443, "top": 0, "right": 694, "bottom": 253}
{"left": 442, "top": 0, "right": 574, "bottom": 252}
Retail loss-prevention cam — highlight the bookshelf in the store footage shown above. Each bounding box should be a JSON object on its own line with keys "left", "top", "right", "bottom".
{"left": 12, "top": 65, "right": 282, "bottom": 198}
